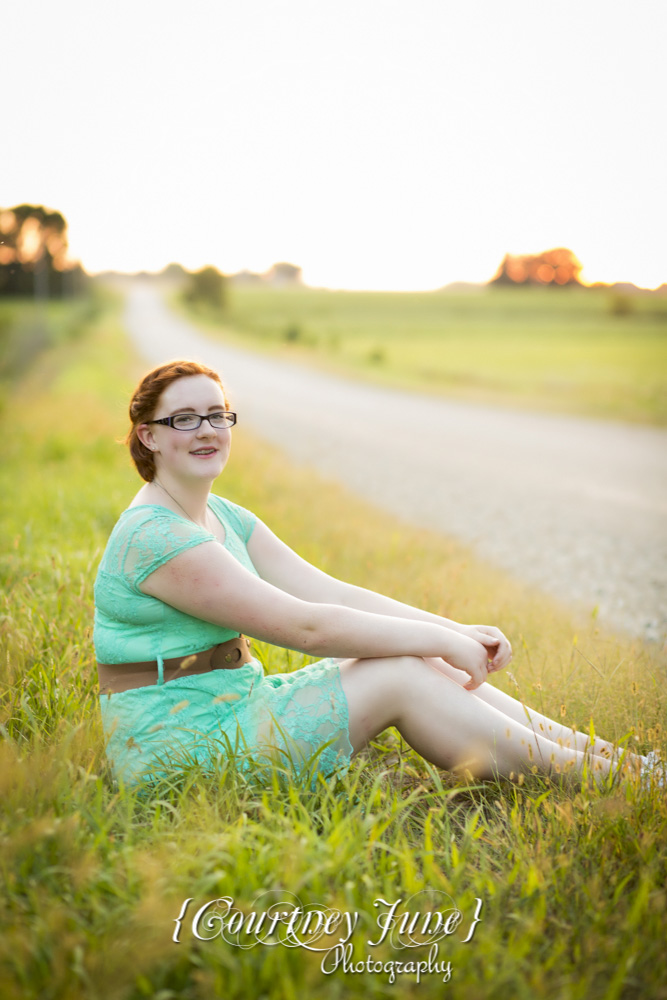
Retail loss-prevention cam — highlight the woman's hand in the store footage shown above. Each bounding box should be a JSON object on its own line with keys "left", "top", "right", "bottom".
{"left": 460, "top": 624, "right": 512, "bottom": 674}
{"left": 441, "top": 631, "right": 493, "bottom": 691}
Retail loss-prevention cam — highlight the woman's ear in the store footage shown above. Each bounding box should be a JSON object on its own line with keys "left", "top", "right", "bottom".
{"left": 136, "top": 423, "right": 157, "bottom": 452}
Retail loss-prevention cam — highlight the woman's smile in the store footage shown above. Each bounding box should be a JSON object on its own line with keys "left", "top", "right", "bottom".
{"left": 139, "top": 374, "right": 233, "bottom": 480}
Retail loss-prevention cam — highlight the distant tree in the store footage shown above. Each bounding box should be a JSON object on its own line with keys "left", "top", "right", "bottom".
{"left": 0, "top": 204, "right": 84, "bottom": 297}
{"left": 267, "top": 262, "right": 302, "bottom": 286}
{"left": 184, "top": 265, "right": 226, "bottom": 308}
{"left": 160, "top": 262, "right": 188, "bottom": 284}
{"left": 490, "top": 248, "right": 583, "bottom": 287}
{"left": 229, "top": 269, "right": 264, "bottom": 285}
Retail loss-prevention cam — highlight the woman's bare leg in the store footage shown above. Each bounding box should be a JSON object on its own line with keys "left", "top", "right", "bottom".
{"left": 338, "top": 655, "right": 615, "bottom": 783}
{"left": 425, "top": 658, "right": 625, "bottom": 761}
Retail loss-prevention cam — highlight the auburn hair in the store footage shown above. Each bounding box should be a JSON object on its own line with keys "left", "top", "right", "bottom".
{"left": 126, "top": 359, "right": 228, "bottom": 482}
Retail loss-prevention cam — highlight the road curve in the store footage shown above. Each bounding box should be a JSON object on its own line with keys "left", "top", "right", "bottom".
{"left": 122, "top": 281, "right": 667, "bottom": 642}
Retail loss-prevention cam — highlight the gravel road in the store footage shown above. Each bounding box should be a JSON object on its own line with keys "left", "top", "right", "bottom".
{"left": 123, "top": 281, "right": 667, "bottom": 642}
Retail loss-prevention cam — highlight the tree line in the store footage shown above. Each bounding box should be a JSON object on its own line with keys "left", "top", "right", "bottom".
{"left": 0, "top": 204, "right": 86, "bottom": 298}
{"left": 490, "top": 248, "right": 582, "bottom": 287}
{"left": 1, "top": 204, "right": 588, "bottom": 299}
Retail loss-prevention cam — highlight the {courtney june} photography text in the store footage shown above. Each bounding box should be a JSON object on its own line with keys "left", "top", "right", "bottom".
{"left": 172, "top": 890, "right": 483, "bottom": 985}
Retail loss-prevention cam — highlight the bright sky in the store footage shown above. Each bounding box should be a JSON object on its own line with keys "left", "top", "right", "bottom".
{"left": 4, "top": 0, "right": 665, "bottom": 290}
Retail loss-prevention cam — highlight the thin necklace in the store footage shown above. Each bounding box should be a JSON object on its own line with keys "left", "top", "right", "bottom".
{"left": 153, "top": 478, "right": 209, "bottom": 529}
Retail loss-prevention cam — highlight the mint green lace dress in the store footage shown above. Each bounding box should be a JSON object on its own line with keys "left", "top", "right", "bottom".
{"left": 94, "top": 495, "right": 353, "bottom": 787}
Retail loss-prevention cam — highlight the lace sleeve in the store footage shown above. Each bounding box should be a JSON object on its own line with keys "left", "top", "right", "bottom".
{"left": 211, "top": 495, "right": 257, "bottom": 543}
{"left": 108, "top": 508, "right": 216, "bottom": 593}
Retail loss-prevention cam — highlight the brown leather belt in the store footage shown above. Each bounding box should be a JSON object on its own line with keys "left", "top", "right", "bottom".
{"left": 97, "top": 635, "right": 253, "bottom": 695}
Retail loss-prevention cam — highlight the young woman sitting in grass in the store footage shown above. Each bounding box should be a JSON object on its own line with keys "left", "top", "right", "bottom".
{"left": 94, "top": 359, "right": 653, "bottom": 790}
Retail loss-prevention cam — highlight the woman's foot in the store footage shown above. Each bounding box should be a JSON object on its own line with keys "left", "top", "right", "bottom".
{"left": 640, "top": 750, "right": 666, "bottom": 789}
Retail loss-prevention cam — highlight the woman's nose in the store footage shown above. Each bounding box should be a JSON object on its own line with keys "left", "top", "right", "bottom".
{"left": 196, "top": 418, "right": 216, "bottom": 436}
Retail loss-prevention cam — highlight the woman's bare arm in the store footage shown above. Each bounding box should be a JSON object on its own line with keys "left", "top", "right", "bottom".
{"left": 246, "top": 519, "right": 512, "bottom": 671}
{"left": 140, "top": 539, "right": 491, "bottom": 688}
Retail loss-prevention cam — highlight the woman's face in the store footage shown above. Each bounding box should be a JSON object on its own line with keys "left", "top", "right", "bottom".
{"left": 139, "top": 374, "right": 232, "bottom": 483}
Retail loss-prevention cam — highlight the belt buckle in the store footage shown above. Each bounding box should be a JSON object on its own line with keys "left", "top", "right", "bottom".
{"left": 211, "top": 642, "right": 242, "bottom": 670}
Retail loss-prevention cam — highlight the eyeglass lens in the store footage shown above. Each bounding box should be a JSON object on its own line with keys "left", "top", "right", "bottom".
{"left": 171, "top": 413, "right": 234, "bottom": 429}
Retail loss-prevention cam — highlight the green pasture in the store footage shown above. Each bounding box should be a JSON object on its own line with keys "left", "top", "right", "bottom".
{"left": 1, "top": 295, "right": 666, "bottom": 999}
{"left": 0, "top": 295, "right": 104, "bottom": 408}
{"left": 179, "top": 283, "right": 667, "bottom": 425}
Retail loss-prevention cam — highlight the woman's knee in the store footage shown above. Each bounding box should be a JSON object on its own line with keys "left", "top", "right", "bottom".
{"left": 338, "top": 655, "right": 435, "bottom": 749}
{"left": 339, "top": 655, "right": 425, "bottom": 701}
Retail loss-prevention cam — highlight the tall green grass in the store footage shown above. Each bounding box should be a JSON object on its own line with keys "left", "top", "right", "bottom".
{"left": 1, "top": 294, "right": 666, "bottom": 999}
{"left": 0, "top": 292, "right": 105, "bottom": 390}
{"left": 178, "top": 284, "right": 667, "bottom": 425}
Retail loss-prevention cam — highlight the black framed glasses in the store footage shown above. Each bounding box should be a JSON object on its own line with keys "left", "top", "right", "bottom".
{"left": 149, "top": 411, "right": 237, "bottom": 431}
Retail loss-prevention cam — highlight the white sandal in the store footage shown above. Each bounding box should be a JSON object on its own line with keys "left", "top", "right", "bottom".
{"left": 640, "top": 750, "right": 666, "bottom": 789}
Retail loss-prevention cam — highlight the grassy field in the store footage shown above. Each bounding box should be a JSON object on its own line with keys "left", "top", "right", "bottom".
{"left": 0, "top": 294, "right": 104, "bottom": 388}
{"left": 178, "top": 283, "right": 667, "bottom": 425}
{"left": 1, "top": 294, "right": 666, "bottom": 999}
